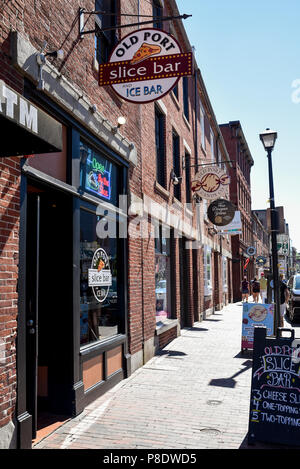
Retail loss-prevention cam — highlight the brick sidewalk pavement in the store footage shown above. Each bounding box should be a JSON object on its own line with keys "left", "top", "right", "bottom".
{"left": 34, "top": 302, "right": 296, "bottom": 450}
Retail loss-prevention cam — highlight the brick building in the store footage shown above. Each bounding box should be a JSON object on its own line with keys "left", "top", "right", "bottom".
{"left": 220, "top": 121, "right": 254, "bottom": 301}
{"left": 251, "top": 210, "right": 270, "bottom": 277}
{"left": 0, "top": 0, "right": 233, "bottom": 448}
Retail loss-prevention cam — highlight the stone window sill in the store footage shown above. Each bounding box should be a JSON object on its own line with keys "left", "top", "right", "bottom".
{"left": 155, "top": 319, "right": 178, "bottom": 336}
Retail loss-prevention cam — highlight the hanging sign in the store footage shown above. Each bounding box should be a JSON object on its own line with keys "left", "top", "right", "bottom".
{"left": 88, "top": 248, "right": 112, "bottom": 303}
{"left": 99, "top": 28, "right": 193, "bottom": 103}
{"left": 277, "top": 234, "right": 289, "bottom": 255}
{"left": 217, "top": 210, "right": 242, "bottom": 235}
{"left": 246, "top": 246, "right": 256, "bottom": 256}
{"left": 248, "top": 327, "right": 300, "bottom": 447}
{"left": 256, "top": 256, "right": 267, "bottom": 266}
{"left": 191, "top": 165, "right": 230, "bottom": 200}
{"left": 207, "top": 199, "right": 235, "bottom": 226}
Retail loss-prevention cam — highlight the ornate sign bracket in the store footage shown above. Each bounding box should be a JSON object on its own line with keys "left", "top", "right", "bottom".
{"left": 79, "top": 7, "right": 192, "bottom": 38}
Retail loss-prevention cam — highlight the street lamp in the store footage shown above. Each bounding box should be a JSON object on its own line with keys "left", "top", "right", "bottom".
{"left": 259, "top": 128, "right": 281, "bottom": 332}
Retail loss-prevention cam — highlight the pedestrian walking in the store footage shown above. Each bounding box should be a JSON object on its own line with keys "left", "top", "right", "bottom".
{"left": 259, "top": 273, "right": 267, "bottom": 303}
{"left": 251, "top": 277, "right": 260, "bottom": 303}
{"left": 279, "top": 273, "right": 289, "bottom": 327}
{"left": 241, "top": 276, "right": 249, "bottom": 302}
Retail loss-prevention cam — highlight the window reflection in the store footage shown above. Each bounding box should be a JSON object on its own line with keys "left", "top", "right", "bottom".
{"left": 155, "top": 225, "right": 171, "bottom": 322}
{"left": 80, "top": 209, "right": 120, "bottom": 346}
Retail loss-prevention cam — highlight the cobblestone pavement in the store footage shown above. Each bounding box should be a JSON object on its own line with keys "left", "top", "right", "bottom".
{"left": 34, "top": 301, "right": 298, "bottom": 450}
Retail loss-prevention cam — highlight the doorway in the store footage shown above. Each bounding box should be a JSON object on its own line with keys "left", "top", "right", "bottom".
{"left": 179, "top": 237, "right": 190, "bottom": 328}
{"left": 25, "top": 183, "right": 73, "bottom": 441}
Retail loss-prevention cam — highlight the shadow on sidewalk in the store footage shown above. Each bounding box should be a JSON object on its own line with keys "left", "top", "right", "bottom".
{"left": 209, "top": 359, "right": 252, "bottom": 389}
{"left": 157, "top": 349, "right": 187, "bottom": 357}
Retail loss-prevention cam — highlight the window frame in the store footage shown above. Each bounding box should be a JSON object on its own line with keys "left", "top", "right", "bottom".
{"left": 172, "top": 129, "right": 181, "bottom": 201}
{"left": 200, "top": 104, "right": 206, "bottom": 151}
{"left": 155, "top": 223, "right": 172, "bottom": 322}
{"left": 222, "top": 256, "right": 228, "bottom": 292}
{"left": 184, "top": 152, "right": 191, "bottom": 204}
{"left": 152, "top": 0, "right": 163, "bottom": 29}
{"left": 94, "top": 0, "right": 118, "bottom": 65}
{"left": 155, "top": 105, "right": 166, "bottom": 188}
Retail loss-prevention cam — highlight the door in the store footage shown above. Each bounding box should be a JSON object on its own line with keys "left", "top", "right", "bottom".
{"left": 26, "top": 193, "right": 40, "bottom": 439}
{"left": 25, "top": 185, "right": 74, "bottom": 441}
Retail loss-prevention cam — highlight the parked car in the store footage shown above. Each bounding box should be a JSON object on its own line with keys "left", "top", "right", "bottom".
{"left": 286, "top": 274, "right": 300, "bottom": 323}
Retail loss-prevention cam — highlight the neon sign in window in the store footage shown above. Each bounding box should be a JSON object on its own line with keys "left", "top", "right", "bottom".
{"left": 86, "top": 156, "right": 111, "bottom": 200}
{"left": 81, "top": 142, "right": 116, "bottom": 202}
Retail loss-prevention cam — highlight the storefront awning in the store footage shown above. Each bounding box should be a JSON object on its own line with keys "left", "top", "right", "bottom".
{"left": 0, "top": 80, "right": 62, "bottom": 157}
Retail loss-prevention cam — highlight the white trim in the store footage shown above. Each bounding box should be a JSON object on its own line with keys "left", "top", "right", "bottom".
{"left": 156, "top": 98, "right": 168, "bottom": 116}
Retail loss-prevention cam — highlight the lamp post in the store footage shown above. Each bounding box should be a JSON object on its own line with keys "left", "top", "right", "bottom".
{"left": 259, "top": 128, "right": 281, "bottom": 332}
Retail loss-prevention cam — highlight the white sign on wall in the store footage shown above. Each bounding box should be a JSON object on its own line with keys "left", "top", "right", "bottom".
{"left": 217, "top": 211, "right": 241, "bottom": 234}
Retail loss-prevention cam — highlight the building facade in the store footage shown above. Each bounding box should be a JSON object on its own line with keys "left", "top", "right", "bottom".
{"left": 0, "top": 0, "right": 234, "bottom": 448}
{"left": 220, "top": 121, "right": 254, "bottom": 301}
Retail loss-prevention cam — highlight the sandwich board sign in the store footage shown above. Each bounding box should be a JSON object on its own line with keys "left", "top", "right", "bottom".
{"left": 241, "top": 303, "right": 274, "bottom": 352}
{"left": 248, "top": 326, "right": 300, "bottom": 447}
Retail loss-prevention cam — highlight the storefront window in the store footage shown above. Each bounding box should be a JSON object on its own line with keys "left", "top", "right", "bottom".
{"left": 204, "top": 245, "right": 212, "bottom": 296}
{"left": 80, "top": 208, "right": 121, "bottom": 346}
{"left": 223, "top": 256, "right": 228, "bottom": 292}
{"left": 155, "top": 225, "right": 171, "bottom": 322}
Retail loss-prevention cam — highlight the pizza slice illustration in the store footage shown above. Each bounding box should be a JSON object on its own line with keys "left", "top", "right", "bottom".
{"left": 97, "top": 259, "right": 105, "bottom": 271}
{"left": 130, "top": 43, "right": 162, "bottom": 65}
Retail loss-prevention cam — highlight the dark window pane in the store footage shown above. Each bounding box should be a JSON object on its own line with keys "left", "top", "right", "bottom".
{"left": 173, "top": 131, "right": 181, "bottom": 201}
{"left": 95, "top": 0, "right": 117, "bottom": 64}
{"left": 153, "top": 0, "right": 163, "bottom": 29}
{"left": 155, "top": 107, "right": 165, "bottom": 187}
{"left": 183, "top": 77, "right": 189, "bottom": 121}
{"left": 185, "top": 153, "right": 191, "bottom": 203}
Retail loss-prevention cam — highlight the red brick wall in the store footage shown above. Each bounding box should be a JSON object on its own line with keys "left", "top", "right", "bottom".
{"left": 0, "top": 0, "right": 24, "bottom": 435}
{"left": 0, "top": 157, "right": 20, "bottom": 430}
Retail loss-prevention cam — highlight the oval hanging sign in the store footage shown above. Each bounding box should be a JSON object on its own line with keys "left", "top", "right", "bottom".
{"left": 191, "top": 165, "right": 230, "bottom": 200}
{"left": 88, "top": 248, "right": 112, "bottom": 303}
{"left": 99, "top": 28, "right": 193, "bottom": 103}
{"left": 256, "top": 255, "right": 267, "bottom": 265}
{"left": 246, "top": 246, "right": 256, "bottom": 256}
{"left": 207, "top": 199, "right": 235, "bottom": 226}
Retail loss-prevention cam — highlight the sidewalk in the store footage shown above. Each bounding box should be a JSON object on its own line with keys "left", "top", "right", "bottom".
{"left": 34, "top": 301, "right": 293, "bottom": 450}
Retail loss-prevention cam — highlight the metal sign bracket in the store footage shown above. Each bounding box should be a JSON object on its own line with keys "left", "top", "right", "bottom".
{"left": 79, "top": 7, "right": 191, "bottom": 39}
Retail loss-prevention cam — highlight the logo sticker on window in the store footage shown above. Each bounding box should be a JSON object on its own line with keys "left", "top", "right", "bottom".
{"left": 88, "top": 248, "right": 112, "bottom": 303}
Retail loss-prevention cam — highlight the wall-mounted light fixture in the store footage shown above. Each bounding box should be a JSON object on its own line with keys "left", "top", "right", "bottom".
{"left": 36, "top": 44, "right": 64, "bottom": 90}
{"left": 170, "top": 169, "right": 182, "bottom": 185}
{"left": 112, "top": 116, "right": 126, "bottom": 134}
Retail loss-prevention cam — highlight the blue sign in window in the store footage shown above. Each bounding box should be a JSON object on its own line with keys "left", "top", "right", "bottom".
{"left": 80, "top": 141, "right": 117, "bottom": 204}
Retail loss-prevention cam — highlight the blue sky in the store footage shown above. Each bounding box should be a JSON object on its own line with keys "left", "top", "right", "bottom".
{"left": 176, "top": 0, "right": 300, "bottom": 251}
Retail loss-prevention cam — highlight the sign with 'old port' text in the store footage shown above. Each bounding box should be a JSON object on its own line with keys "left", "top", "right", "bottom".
{"left": 99, "top": 28, "right": 193, "bottom": 103}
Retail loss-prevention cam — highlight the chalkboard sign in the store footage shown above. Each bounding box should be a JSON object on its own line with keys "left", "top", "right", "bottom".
{"left": 248, "top": 327, "right": 300, "bottom": 447}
